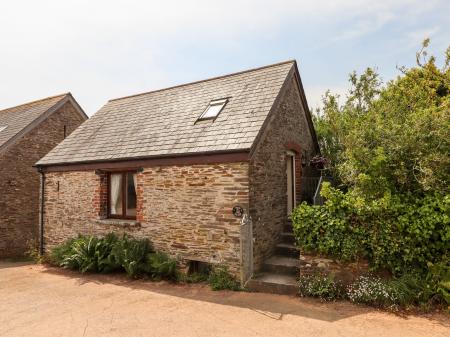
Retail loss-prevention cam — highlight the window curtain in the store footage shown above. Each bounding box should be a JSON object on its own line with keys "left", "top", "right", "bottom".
{"left": 133, "top": 173, "right": 137, "bottom": 191}
{"left": 110, "top": 174, "right": 121, "bottom": 214}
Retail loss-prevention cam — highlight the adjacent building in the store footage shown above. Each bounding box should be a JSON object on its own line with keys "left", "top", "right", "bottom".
{"left": 0, "top": 94, "right": 87, "bottom": 257}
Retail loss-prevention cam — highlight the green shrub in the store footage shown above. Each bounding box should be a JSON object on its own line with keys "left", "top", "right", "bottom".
{"left": 292, "top": 184, "right": 449, "bottom": 275}
{"left": 347, "top": 276, "right": 399, "bottom": 309}
{"left": 143, "top": 252, "right": 177, "bottom": 280}
{"left": 109, "top": 235, "right": 153, "bottom": 277}
{"left": 299, "top": 273, "right": 345, "bottom": 301}
{"left": 346, "top": 274, "right": 436, "bottom": 309}
{"left": 314, "top": 41, "right": 450, "bottom": 196}
{"left": 208, "top": 266, "right": 240, "bottom": 291}
{"left": 49, "top": 237, "right": 78, "bottom": 265}
{"left": 181, "top": 272, "right": 210, "bottom": 283}
{"left": 299, "top": 273, "right": 441, "bottom": 309}
{"left": 96, "top": 233, "right": 121, "bottom": 273}
{"left": 426, "top": 261, "right": 450, "bottom": 304}
{"left": 25, "top": 240, "right": 44, "bottom": 264}
{"left": 49, "top": 233, "right": 179, "bottom": 281}
{"left": 61, "top": 236, "right": 100, "bottom": 273}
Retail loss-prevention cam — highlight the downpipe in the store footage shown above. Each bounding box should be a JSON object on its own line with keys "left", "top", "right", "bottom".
{"left": 38, "top": 167, "right": 45, "bottom": 255}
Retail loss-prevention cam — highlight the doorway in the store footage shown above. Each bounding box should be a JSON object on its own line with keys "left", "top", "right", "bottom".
{"left": 286, "top": 151, "right": 296, "bottom": 215}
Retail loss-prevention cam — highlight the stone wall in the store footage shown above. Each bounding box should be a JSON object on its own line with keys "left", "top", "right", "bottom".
{"left": 42, "top": 162, "right": 249, "bottom": 275}
{"left": 249, "top": 75, "right": 317, "bottom": 269}
{"left": 300, "top": 253, "right": 369, "bottom": 284}
{"left": 0, "top": 102, "right": 86, "bottom": 257}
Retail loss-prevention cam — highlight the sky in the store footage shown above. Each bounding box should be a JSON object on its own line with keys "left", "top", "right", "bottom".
{"left": 0, "top": 0, "right": 449, "bottom": 116}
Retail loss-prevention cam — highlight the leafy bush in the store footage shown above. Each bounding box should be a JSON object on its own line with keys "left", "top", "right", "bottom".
{"left": 49, "top": 233, "right": 177, "bottom": 280}
{"left": 299, "top": 273, "right": 344, "bottom": 301}
{"left": 96, "top": 233, "right": 121, "bottom": 273}
{"left": 299, "top": 273, "right": 443, "bottom": 309}
{"left": 292, "top": 184, "right": 449, "bottom": 275}
{"left": 292, "top": 185, "right": 449, "bottom": 306}
{"left": 208, "top": 266, "right": 241, "bottom": 291}
{"left": 143, "top": 252, "right": 177, "bottom": 280}
{"left": 314, "top": 40, "right": 449, "bottom": 196}
{"left": 181, "top": 272, "right": 210, "bottom": 283}
{"left": 109, "top": 235, "right": 153, "bottom": 277}
{"left": 50, "top": 235, "right": 242, "bottom": 290}
{"left": 49, "top": 237, "right": 78, "bottom": 265}
{"left": 61, "top": 236, "right": 100, "bottom": 272}
{"left": 347, "top": 276, "right": 401, "bottom": 309}
{"left": 426, "top": 261, "right": 450, "bottom": 304}
{"left": 25, "top": 239, "right": 44, "bottom": 264}
{"left": 295, "top": 40, "right": 450, "bottom": 309}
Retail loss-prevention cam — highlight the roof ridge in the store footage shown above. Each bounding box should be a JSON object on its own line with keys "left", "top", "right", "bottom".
{"left": 109, "top": 60, "right": 296, "bottom": 102}
{"left": 0, "top": 93, "right": 70, "bottom": 113}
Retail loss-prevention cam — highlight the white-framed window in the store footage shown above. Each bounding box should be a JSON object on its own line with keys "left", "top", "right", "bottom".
{"left": 0, "top": 126, "right": 7, "bottom": 133}
{"left": 198, "top": 98, "right": 228, "bottom": 121}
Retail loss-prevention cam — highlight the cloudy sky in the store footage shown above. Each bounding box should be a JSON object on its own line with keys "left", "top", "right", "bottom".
{"left": 1, "top": 0, "right": 449, "bottom": 115}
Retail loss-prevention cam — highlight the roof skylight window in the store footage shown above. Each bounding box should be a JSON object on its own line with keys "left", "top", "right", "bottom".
{"left": 198, "top": 98, "right": 228, "bottom": 121}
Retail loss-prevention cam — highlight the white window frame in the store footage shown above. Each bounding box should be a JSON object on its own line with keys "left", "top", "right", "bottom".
{"left": 198, "top": 98, "right": 228, "bottom": 121}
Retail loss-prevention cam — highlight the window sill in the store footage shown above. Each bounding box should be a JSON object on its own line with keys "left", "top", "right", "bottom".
{"left": 95, "top": 218, "right": 141, "bottom": 227}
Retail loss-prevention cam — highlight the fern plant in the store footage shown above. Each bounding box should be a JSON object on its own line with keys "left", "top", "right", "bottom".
{"left": 50, "top": 233, "right": 179, "bottom": 281}
{"left": 109, "top": 235, "right": 153, "bottom": 277}
{"left": 144, "top": 252, "right": 177, "bottom": 280}
{"left": 96, "top": 233, "right": 121, "bottom": 273}
{"left": 61, "top": 236, "right": 99, "bottom": 273}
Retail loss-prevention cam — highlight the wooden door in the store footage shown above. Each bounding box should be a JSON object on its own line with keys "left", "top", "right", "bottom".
{"left": 286, "top": 151, "right": 296, "bottom": 215}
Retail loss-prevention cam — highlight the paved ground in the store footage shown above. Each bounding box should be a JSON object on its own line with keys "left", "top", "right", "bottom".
{"left": 1, "top": 261, "right": 449, "bottom": 337}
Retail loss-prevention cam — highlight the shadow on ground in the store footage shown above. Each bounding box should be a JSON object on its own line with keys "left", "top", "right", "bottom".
{"left": 0, "top": 259, "right": 34, "bottom": 269}
{"left": 38, "top": 265, "right": 450, "bottom": 326}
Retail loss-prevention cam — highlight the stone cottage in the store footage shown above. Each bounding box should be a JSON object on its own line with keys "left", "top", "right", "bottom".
{"left": 36, "top": 61, "right": 320, "bottom": 287}
{"left": 0, "top": 93, "right": 87, "bottom": 257}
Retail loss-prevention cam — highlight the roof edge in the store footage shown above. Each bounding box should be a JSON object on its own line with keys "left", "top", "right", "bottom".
{"left": 291, "top": 61, "right": 320, "bottom": 154}
{"left": 249, "top": 63, "right": 296, "bottom": 156}
{"left": 0, "top": 93, "right": 87, "bottom": 155}
{"left": 0, "top": 93, "right": 70, "bottom": 113}
{"left": 66, "top": 93, "right": 89, "bottom": 120}
{"left": 248, "top": 60, "right": 320, "bottom": 156}
{"left": 109, "top": 60, "right": 296, "bottom": 102}
{"left": 35, "top": 149, "right": 251, "bottom": 172}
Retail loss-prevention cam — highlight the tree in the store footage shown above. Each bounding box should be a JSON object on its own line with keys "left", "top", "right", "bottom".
{"left": 314, "top": 40, "right": 450, "bottom": 197}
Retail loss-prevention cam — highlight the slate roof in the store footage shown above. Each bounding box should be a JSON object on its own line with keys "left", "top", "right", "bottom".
{"left": 0, "top": 94, "right": 72, "bottom": 152}
{"left": 37, "top": 61, "right": 297, "bottom": 166}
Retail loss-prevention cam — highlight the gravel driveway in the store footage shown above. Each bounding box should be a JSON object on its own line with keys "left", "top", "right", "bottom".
{"left": 0, "top": 261, "right": 448, "bottom": 337}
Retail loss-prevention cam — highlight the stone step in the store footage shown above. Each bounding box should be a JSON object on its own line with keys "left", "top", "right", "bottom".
{"left": 275, "top": 243, "right": 299, "bottom": 258}
{"left": 247, "top": 272, "right": 298, "bottom": 295}
{"left": 281, "top": 232, "right": 295, "bottom": 244}
{"left": 263, "top": 255, "right": 299, "bottom": 275}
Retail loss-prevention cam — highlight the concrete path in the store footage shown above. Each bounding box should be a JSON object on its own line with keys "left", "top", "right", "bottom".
{"left": 0, "top": 261, "right": 449, "bottom": 337}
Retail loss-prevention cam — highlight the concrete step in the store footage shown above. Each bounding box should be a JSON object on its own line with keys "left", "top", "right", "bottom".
{"left": 263, "top": 255, "right": 299, "bottom": 275}
{"left": 281, "top": 232, "right": 295, "bottom": 244}
{"left": 275, "top": 243, "right": 299, "bottom": 258}
{"left": 247, "top": 272, "right": 298, "bottom": 295}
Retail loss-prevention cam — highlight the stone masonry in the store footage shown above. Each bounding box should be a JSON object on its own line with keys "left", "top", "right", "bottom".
{"left": 0, "top": 101, "right": 85, "bottom": 257}
{"left": 43, "top": 162, "right": 249, "bottom": 275}
{"left": 39, "top": 64, "right": 319, "bottom": 276}
{"left": 41, "top": 72, "right": 318, "bottom": 275}
{"left": 249, "top": 76, "right": 316, "bottom": 270}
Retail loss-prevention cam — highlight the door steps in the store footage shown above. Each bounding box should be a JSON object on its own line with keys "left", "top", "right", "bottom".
{"left": 246, "top": 273, "right": 298, "bottom": 295}
{"left": 247, "top": 220, "right": 300, "bottom": 295}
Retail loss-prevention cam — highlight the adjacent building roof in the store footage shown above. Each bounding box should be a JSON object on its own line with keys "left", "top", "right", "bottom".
{"left": 0, "top": 93, "right": 87, "bottom": 154}
{"left": 37, "top": 60, "right": 313, "bottom": 166}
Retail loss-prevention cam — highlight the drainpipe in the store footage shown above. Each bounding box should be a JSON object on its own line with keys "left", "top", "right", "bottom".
{"left": 38, "top": 167, "right": 45, "bottom": 255}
